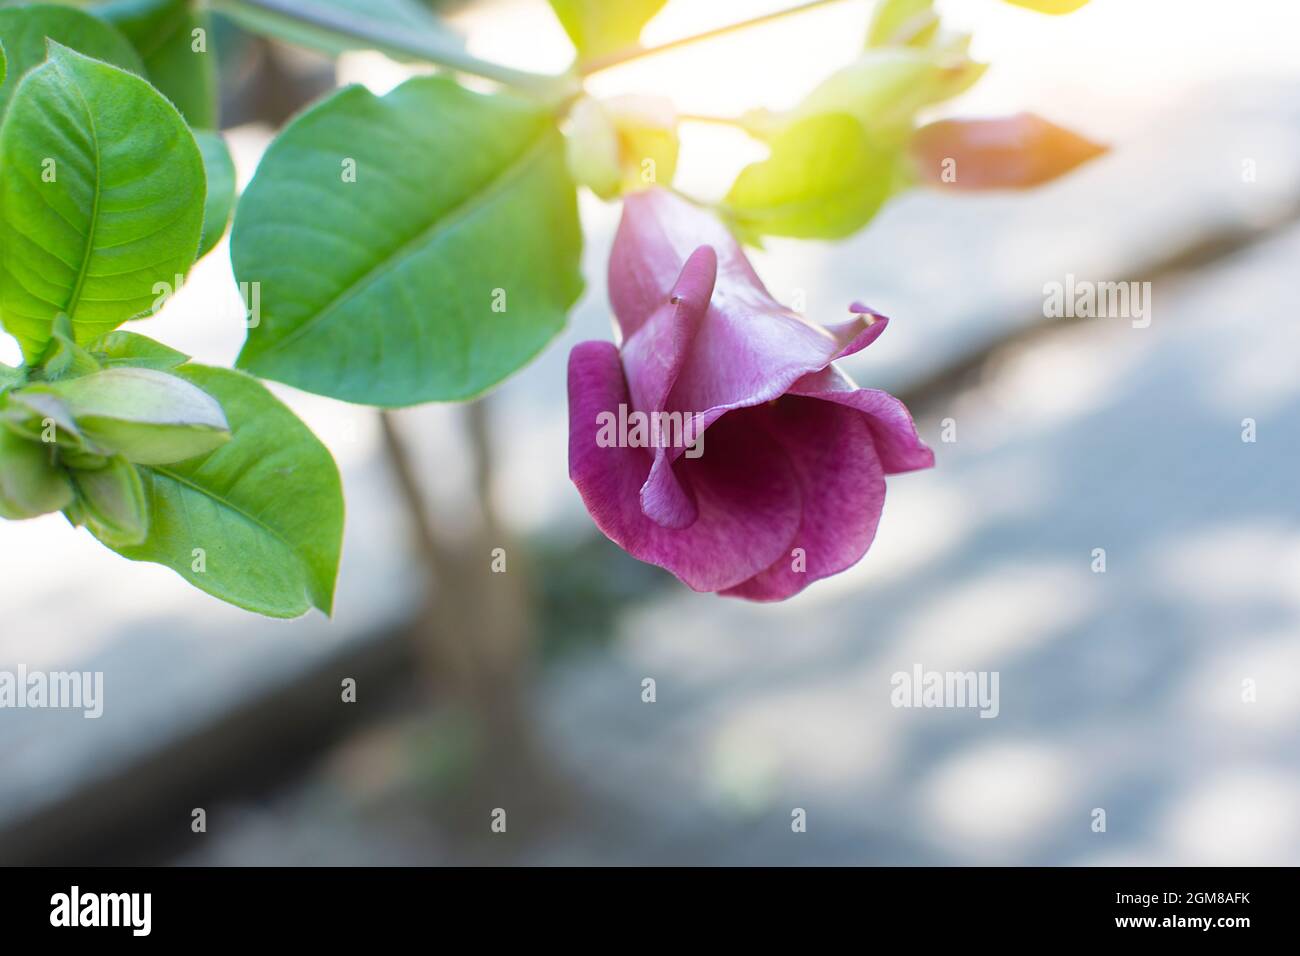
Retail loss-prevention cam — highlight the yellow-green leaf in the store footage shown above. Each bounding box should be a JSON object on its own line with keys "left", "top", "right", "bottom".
{"left": 549, "top": 0, "right": 667, "bottom": 60}
{"left": 866, "top": 0, "right": 939, "bottom": 47}
{"left": 725, "top": 113, "right": 893, "bottom": 241}
{"left": 796, "top": 48, "right": 985, "bottom": 141}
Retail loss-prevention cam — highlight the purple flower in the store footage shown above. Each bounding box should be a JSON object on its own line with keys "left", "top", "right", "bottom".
{"left": 567, "top": 188, "right": 933, "bottom": 601}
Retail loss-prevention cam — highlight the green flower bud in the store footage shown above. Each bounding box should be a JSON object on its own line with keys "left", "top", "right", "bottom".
{"left": 0, "top": 426, "right": 73, "bottom": 519}
{"left": 70, "top": 455, "right": 148, "bottom": 547}
{"left": 25, "top": 367, "right": 230, "bottom": 465}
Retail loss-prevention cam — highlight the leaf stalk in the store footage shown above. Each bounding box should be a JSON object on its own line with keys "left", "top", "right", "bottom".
{"left": 212, "top": 0, "right": 580, "bottom": 102}
{"left": 577, "top": 0, "right": 853, "bottom": 75}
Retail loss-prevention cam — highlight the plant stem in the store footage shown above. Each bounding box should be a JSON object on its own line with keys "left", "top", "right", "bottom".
{"left": 213, "top": 0, "right": 579, "bottom": 101}
{"left": 579, "top": 0, "right": 853, "bottom": 75}
{"left": 378, "top": 409, "right": 480, "bottom": 692}
{"left": 677, "top": 112, "right": 747, "bottom": 128}
{"left": 378, "top": 410, "right": 448, "bottom": 575}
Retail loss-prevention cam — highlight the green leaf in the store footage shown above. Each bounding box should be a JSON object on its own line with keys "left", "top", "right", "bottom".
{"left": 724, "top": 113, "right": 894, "bottom": 240}
{"left": 0, "top": 359, "right": 22, "bottom": 393}
{"left": 69, "top": 452, "right": 147, "bottom": 546}
{"left": 0, "top": 5, "right": 144, "bottom": 120}
{"left": 32, "top": 316, "right": 102, "bottom": 382}
{"left": 1, "top": 387, "right": 81, "bottom": 445}
{"left": 232, "top": 75, "right": 583, "bottom": 406}
{"left": 790, "top": 48, "right": 986, "bottom": 143}
{"left": 30, "top": 365, "right": 229, "bottom": 464}
{"left": 0, "top": 43, "right": 205, "bottom": 362}
{"left": 866, "top": 0, "right": 939, "bottom": 47}
{"left": 107, "top": 364, "right": 344, "bottom": 618}
{"left": 0, "top": 423, "right": 72, "bottom": 518}
{"left": 194, "top": 128, "right": 234, "bottom": 258}
{"left": 0, "top": 37, "right": 6, "bottom": 86}
{"left": 549, "top": 0, "right": 667, "bottom": 60}
{"left": 90, "top": 329, "right": 189, "bottom": 369}
{"left": 97, "top": 0, "right": 218, "bottom": 128}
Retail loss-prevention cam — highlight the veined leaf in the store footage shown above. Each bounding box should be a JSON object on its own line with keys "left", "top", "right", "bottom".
{"left": 107, "top": 364, "right": 344, "bottom": 618}
{"left": 194, "top": 128, "right": 235, "bottom": 258}
{"left": 98, "top": 0, "right": 218, "bottom": 128}
{"left": 31, "top": 366, "right": 229, "bottom": 464}
{"left": 90, "top": 329, "right": 189, "bottom": 369}
{"left": 724, "top": 113, "right": 893, "bottom": 241}
{"left": 549, "top": 0, "right": 667, "bottom": 60}
{"left": 233, "top": 75, "right": 583, "bottom": 406}
{"left": 0, "top": 43, "right": 205, "bottom": 361}
{"left": 0, "top": 4, "right": 143, "bottom": 119}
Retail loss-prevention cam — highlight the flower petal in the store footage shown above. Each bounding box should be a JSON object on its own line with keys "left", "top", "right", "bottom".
{"left": 789, "top": 365, "right": 935, "bottom": 474}
{"left": 569, "top": 341, "right": 802, "bottom": 591}
{"left": 609, "top": 189, "right": 765, "bottom": 340}
{"left": 611, "top": 189, "right": 880, "bottom": 426}
{"left": 621, "top": 245, "right": 715, "bottom": 529}
{"left": 621, "top": 244, "right": 715, "bottom": 416}
{"left": 826, "top": 303, "right": 890, "bottom": 359}
{"left": 723, "top": 395, "right": 886, "bottom": 601}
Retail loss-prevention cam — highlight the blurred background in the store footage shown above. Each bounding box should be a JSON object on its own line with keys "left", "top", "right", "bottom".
{"left": 2, "top": 0, "right": 1299, "bottom": 865}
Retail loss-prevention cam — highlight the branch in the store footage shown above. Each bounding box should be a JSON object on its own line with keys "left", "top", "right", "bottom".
{"left": 677, "top": 112, "right": 747, "bottom": 128}
{"left": 213, "top": 0, "right": 579, "bottom": 101}
{"left": 378, "top": 410, "right": 449, "bottom": 575}
{"left": 579, "top": 0, "right": 853, "bottom": 75}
